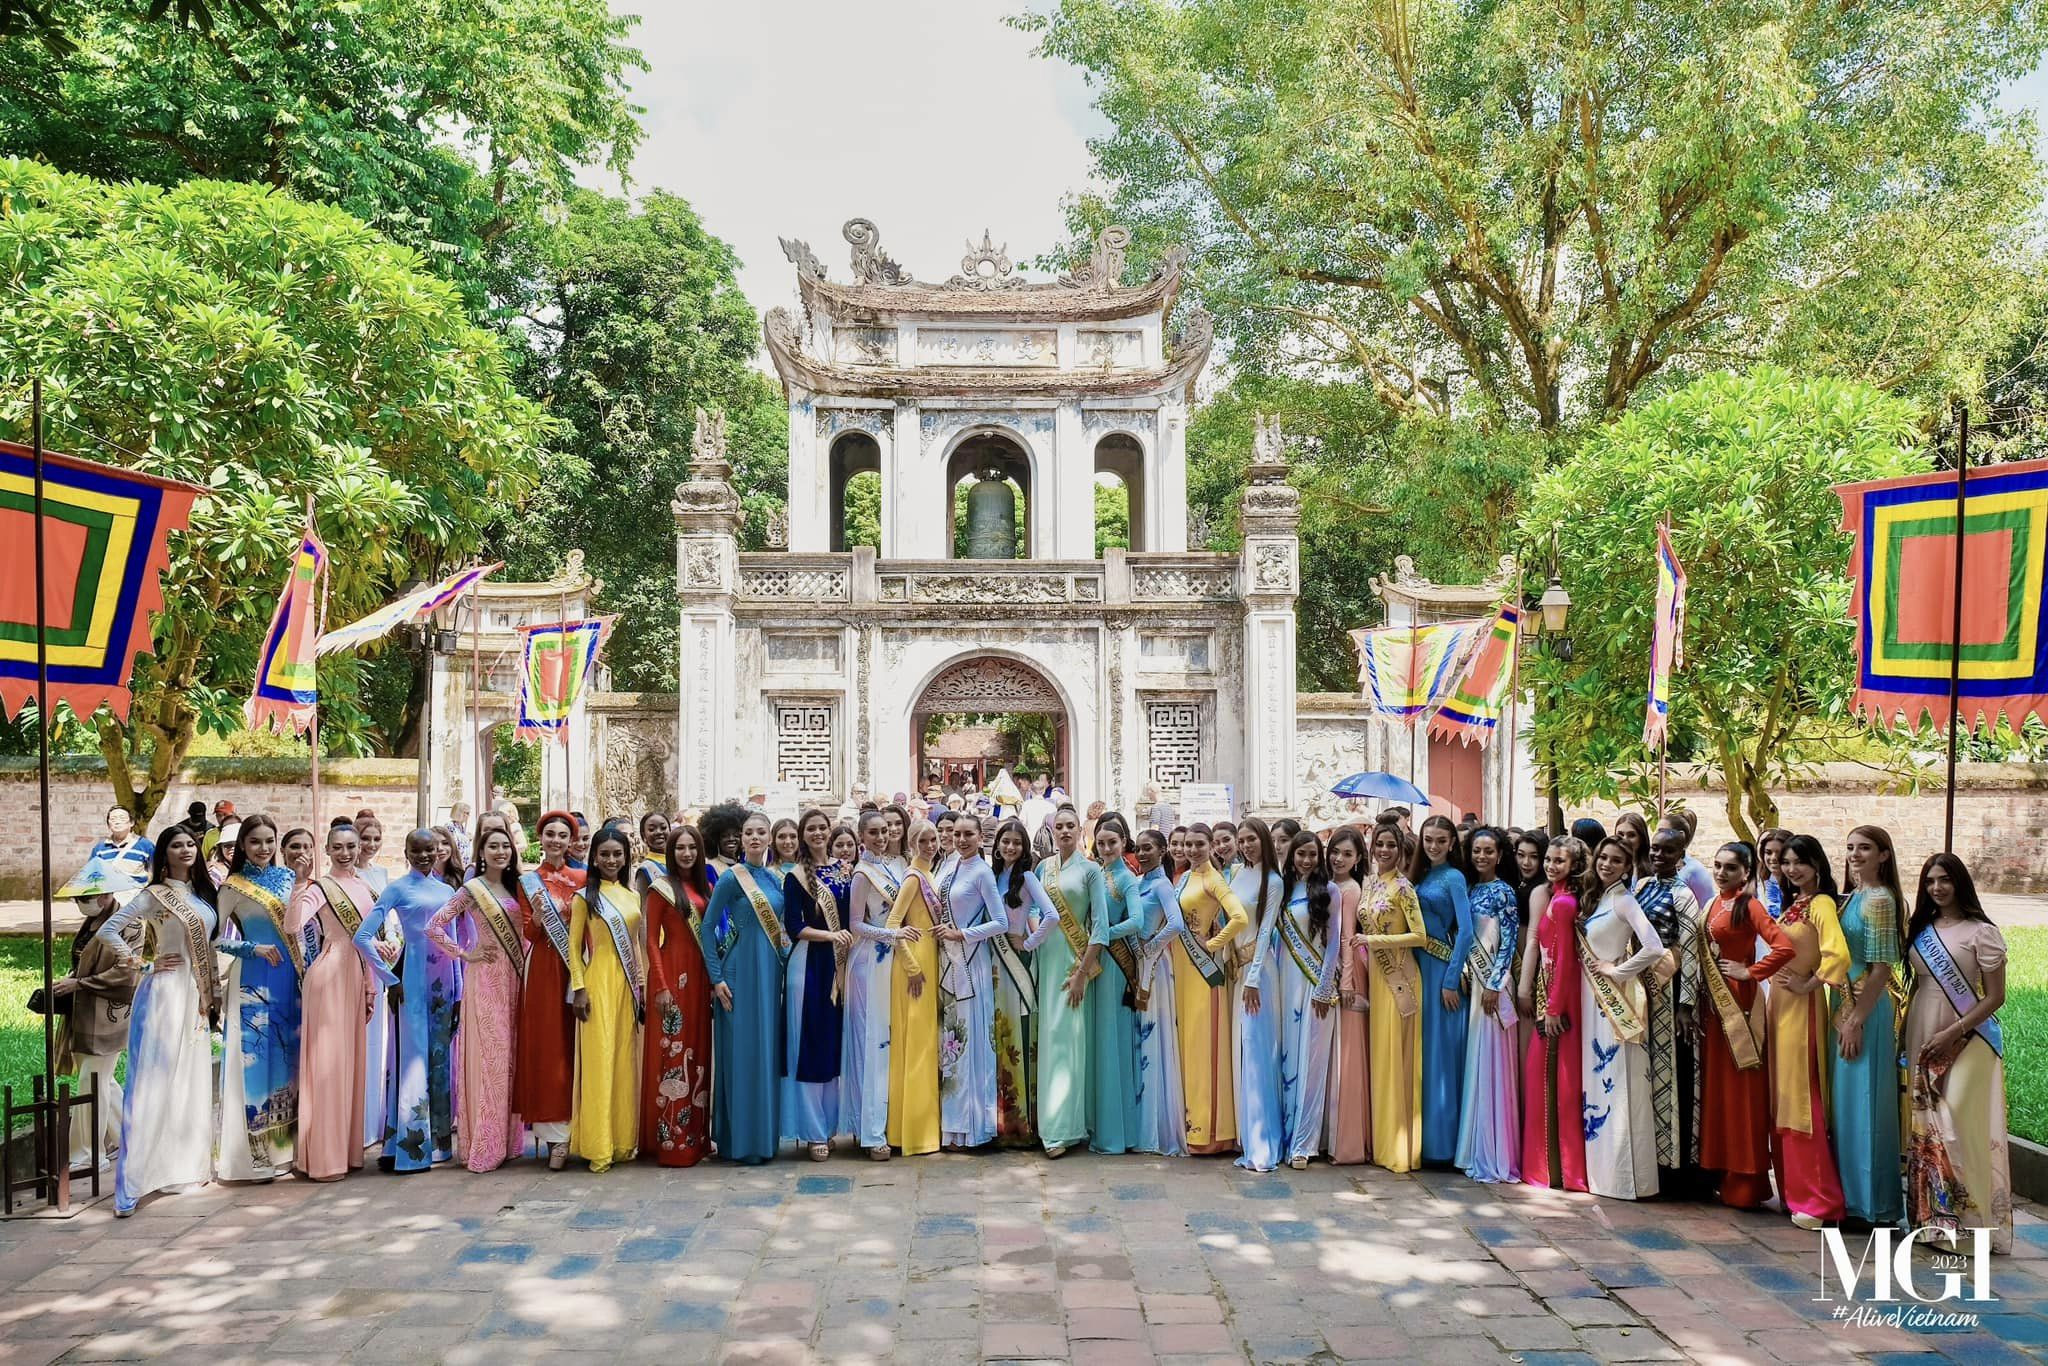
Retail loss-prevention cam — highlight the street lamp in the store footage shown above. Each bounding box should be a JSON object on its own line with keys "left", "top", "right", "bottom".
{"left": 1527, "top": 529, "right": 1573, "bottom": 833}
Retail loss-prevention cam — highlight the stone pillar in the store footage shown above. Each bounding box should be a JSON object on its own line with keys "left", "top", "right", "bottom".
{"left": 889, "top": 400, "right": 920, "bottom": 558}
{"left": 1158, "top": 398, "right": 1189, "bottom": 553}
{"left": 785, "top": 395, "right": 822, "bottom": 553}
{"left": 1053, "top": 401, "right": 1088, "bottom": 559}
{"left": 673, "top": 407, "right": 744, "bottom": 807}
{"left": 1239, "top": 414, "right": 1301, "bottom": 817}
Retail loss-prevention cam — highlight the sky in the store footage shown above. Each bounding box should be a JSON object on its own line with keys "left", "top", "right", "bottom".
{"left": 610, "top": 3, "right": 2048, "bottom": 326}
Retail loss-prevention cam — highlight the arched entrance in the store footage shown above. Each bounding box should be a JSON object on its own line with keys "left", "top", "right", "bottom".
{"left": 911, "top": 654, "right": 1069, "bottom": 795}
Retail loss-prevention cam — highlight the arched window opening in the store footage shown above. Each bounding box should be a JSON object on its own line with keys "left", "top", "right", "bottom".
{"left": 830, "top": 432, "right": 881, "bottom": 552}
{"left": 945, "top": 431, "right": 1032, "bottom": 560}
{"left": 1093, "top": 433, "right": 1147, "bottom": 552}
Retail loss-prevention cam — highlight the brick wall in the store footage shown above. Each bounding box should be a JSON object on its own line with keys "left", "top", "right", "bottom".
{"left": 1573, "top": 761, "right": 2048, "bottom": 893}
{"left": 3, "top": 757, "right": 420, "bottom": 898}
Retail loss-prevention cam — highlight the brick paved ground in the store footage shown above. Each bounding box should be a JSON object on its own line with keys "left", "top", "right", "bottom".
{"left": 0, "top": 1150, "right": 2044, "bottom": 1364}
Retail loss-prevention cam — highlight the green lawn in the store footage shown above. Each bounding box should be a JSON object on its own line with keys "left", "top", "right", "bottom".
{"left": 2004, "top": 926, "right": 2048, "bottom": 1145}
{"left": 0, "top": 935, "right": 63, "bottom": 1103}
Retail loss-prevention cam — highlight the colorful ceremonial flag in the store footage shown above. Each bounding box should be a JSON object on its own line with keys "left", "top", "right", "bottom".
{"left": 0, "top": 440, "right": 204, "bottom": 722}
{"left": 317, "top": 561, "right": 500, "bottom": 657}
{"left": 245, "top": 522, "right": 327, "bottom": 734}
{"left": 1836, "top": 456, "right": 2048, "bottom": 731}
{"left": 1644, "top": 523, "right": 1687, "bottom": 748}
{"left": 515, "top": 616, "right": 611, "bottom": 743}
{"left": 1428, "top": 603, "right": 1522, "bottom": 747}
{"left": 1350, "top": 619, "right": 1482, "bottom": 724}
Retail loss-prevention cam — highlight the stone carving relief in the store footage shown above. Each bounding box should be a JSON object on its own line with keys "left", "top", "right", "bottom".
{"left": 910, "top": 573, "right": 1069, "bottom": 605}
{"left": 856, "top": 628, "right": 873, "bottom": 786}
{"left": 600, "top": 709, "right": 677, "bottom": 826}
{"left": 843, "top": 218, "right": 913, "bottom": 286}
{"left": 1253, "top": 542, "right": 1297, "bottom": 593}
{"left": 814, "top": 406, "right": 890, "bottom": 439}
{"left": 780, "top": 236, "right": 826, "bottom": 281}
{"left": 918, "top": 408, "right": 1055, "bottom": 447}
{"left": 1081, "top": 408, "right": 1153, "bottom": 439}
{"left": 914, "top": 656, "right": 1065, "bottom": 714}
{"left": 1059, "top": 225, "right": 1132, "bottom": 291}
{"left": 739, "top": 566, "right": 849, "bottom": 601}
{"left": 1296, "top": 717, "right": 1370, "bottom": 827}
{"left": 833, "top": 328, "right": 897, "bottom": 367}
{"left": 773, "top": 702, "right": 836, "bottom": 794}
{"left": 1131, "top": 565, "right": 1236, "bottom": 600}
{"left": 764, "top": 508, "right": 788, "bottom": 551}
{"left": 1146, "top": 700, "right": 1202, "bottom": 790}
{"left": 764, "top": 632, "right": 843, "bottom": 672}
{"left": 947, "top": 230, "right": 1026, "bottom": 290}
{"left": 671, "top": 406, "right": 742, "bottom": 527}
{"left": 1078, "top": 330, "right": 1143, "bottom": 370}
{"left": 682, "top": 541, "right": 723, "bottom": 589}
{"left": 916, "top": 329, "right": 1058, "bottom": 368}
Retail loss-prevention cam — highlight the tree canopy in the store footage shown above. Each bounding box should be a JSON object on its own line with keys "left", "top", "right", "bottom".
{"left": 1024, "top": 0, "right": 2047, "bottom": 430}
{"left": 0, "top": 158, "right": 552, "bottom": 820}
{"left": 493, "top": 189, "right": 784, "bottom": 691}
{"left": 1516, "top": 366, "right": 1926, "bottom": 837}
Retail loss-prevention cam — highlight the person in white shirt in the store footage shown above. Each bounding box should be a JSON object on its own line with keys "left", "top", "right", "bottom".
{"left": 1019, "top": 777, "right": 1054, "bottom": 841}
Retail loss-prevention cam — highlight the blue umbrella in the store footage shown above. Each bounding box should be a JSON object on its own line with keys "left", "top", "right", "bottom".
{"left": 1328, "top": 771, "right": 1430, "bottom": 806}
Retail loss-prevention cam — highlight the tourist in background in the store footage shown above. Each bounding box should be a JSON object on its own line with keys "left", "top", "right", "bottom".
{"left": 1455, "top": 827, "right": 1520, "bottom": 1184}
{"left": 568, "top": 827, "right": 645, "bottom": 1171}
{"left": 783, "top": 808, "right": 852, "bottom": 1159}
{"left": 1635, "top": 826, "right": 1705, "bottom": 1197}
{"left": 90, "top": 804, "right": 154, "bottom": 880}
{"left": 887, "top": 819, "right": 943, "bottom": 1156}
{"left": 643, "top": 824, "right": 714, "bottom": 1167}
{"left": 1272, "top": 829, "right": 1339, "bottom": 1170}
{"left": 518, "top": 811, "right": 584, "bottom": 1170}
{"left": 1359, "top": 822, "right": 1426, "bottom": 1173}
{"left": 1697, "top": 843, "right": 1792, "bottom": 1208}
{"left": 1580, "top": 837, "right": 1664, "bottom": 1200}
{"left": 1230, "top": 817, "right": 1286, "bottom": 1171}
{"left": 1084, "top": 814, "right": 1144, "bottom": 1155}
{"left": 988, "top": 817, "right": 1051, "bottom": 1146}
{"left": 427, "top": 825, "right": 529, "bottom": 1172}
{"left": 1035, "top": 806, "right": 1110, "bottom": 1158}
{"left": 1519, "top": 836, "right": 1589, "bottom": 1192}
{"left": 1834, "top": 824, "right": 1905, "bottom": 1229}
{"left": 1326, "top": 826, "right": 1372, "bottom": 1165}
{"left": 1410, "top": 815, "right": 1474, "bottom": 1167}
{"left": 1904, "top": 852, "right": 2010, "bottom": 1252}
{"left": 1130, "top": 828, "right": 1185, "bottom": 1157}
{"left": 847, "top": 812, "right": 909, "bottom": 1159}
{"left": 1769, "top": 834, "right": 1849, "bottom": 1228}
{"left": 291, "top": 821, "right": 391, "bottom": 1183}
{"left": 1171, "top": 824, "right": 1248, "bottom": 1155}
{"left": 935, "top": 813, "right": 1010, "bottom": 1149}
{"left": 101, "top": 827, "right": 220, "bottom": 1216}
{"left": 1144, "top": 783, "right": 1176, "bottom": 834}
{"left": 216, "top": 815, "right": 303, "bottom": 1182}
{"left": 44, "top": 856, "right": 142, "bottom": 1172}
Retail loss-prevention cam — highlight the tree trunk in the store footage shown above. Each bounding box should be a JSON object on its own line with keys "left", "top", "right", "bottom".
{"left": 93, "top": 693, "right": 198, "bottom": 829}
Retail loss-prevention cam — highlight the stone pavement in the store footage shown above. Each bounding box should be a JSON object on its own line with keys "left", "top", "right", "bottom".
{"left": 1, "top": 1151, "right": 2045, "bottom": 1365}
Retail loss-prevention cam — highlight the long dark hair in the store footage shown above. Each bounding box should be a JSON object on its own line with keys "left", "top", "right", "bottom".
{"left": 1466, "top": 826, "right": 1510, "bottom": 885}
{"left": 586, "top": 826, "right": 632, "bottom": 888}
{"left": 471, "top": 823, "right": 524, "bottom": 896}
{"left": 1094, "top": 811, "right": 1132, "bottom": 862}
{"left": 1613, "top": 811, "right": 1654, "bottom": 879}
{"left": 1281, "top": 829, "right": 1331, "bottom": 939}
{"left": 1236, "top": 816, "right": 1276, "bottom": 874}
{"left": 1781, "top": 833, "right": 1839, "bottom": 903}
{"left": 1590, "top": 836, "right": 1636, "bottom": 899}
{"left": 797, "top": 807, "right": 834, "bottom": 867}
{"left": 665, "top": 824, "right": 712, "bottom": 903}
{"left": 151, "top": 823, "right": 217, "bottom": 907}
{"left": 1907, "top": 852, "right": 1991, "bottom": 953}
{"left": 227, "top": 814, "right": 279, "bottom": 876}
{"left": 1407, "top": 813, "right": 1467, "bottom": 884}
{"left": 1325, "top": 826, "right": 1368, "bottom": 887}
{"left": 991, "top": 816, "right": 1034, "bottom": 912}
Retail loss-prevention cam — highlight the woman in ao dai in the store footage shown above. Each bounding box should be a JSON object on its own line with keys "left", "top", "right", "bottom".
{"left": 101, "top": 827, "right": 221, "bottom": 1215}
{"left": 1357, "top": 824, "right": 1426, "bottom": 1173}
{"left": 1769, "top": 834, "right": 1850, "bottom": 1228}
{"left": 1454, "top": 828, "right": 1521, "bottom": 1183}
{"left": 782, "top": 809, "right": 851, "bottom": 1157}
{"left": 887, "top": 821, "right": 942, "bottom": 1156}
{"left": 1579, "top": 837, "right": 1664, "bottom": 1200}
{"left": 426, "top": 826, "right": 529, "bottom": 1172}
{"left": 934, "top": 816, "right": 1010, "bottom": 1148}
{"left": 291, "top": 822, "right": 390, "bottom": 1182}
{"left": 216, "top": 816, "right": 304, "bottom": 1182}
{"left": 989, "top": 819, "right": 1057, "bottom": 1146}
{"left": 568, "top": 829, "right": 645, "bottom": 1171}
{"left": 1411, "top": 815, "right": 1476, "bottom": 1166}
{"left": 1230, "top": 819, "right": 1287, "bottom": 1171}
{"left": 643, "top": 826, "right": 714, "bottom": 1167}
{"left": 1035, "top": 807, "right": 1110, "bottom": 1156}
{"left": 846, "top": 812, "right": 909, "bottom": 1159}
{"left": 703, "top": 812, "right": 790, "bottom": 1164}
{"left": 1325, "top": 828, "right": 1371, "bottom": 1164}
{"left": 1270, "top": 830, "right": 1340, "bottom": 1169}
{"left": 1171, "top": 824, "right": 1250, "bottom": 1154}
{"left": 1130, "top": 828, "right": 1185, "bottom": 1156}
{"left": 1084, "top": 816, "right": 1144, "bottom": 1155}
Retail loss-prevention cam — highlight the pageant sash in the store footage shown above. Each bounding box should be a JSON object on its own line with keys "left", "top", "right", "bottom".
{"left": 1174, "top": 872, "right": 1228, "bottom": 988}
{"left": 1914, "top": 923, "right": 2004, "bottom": 1057}
{"left": 934, "top": 865, "right": 975, "bottom": 1002}
{"left": 1100, "top": 875, "right": 1148, "bottom": 1009}
{"left": 992, "top": 928, "right": 1036, "bottom": 1011}
{"left": 800, "top": 865, "right": 851, "bottom": 1002}
{"left": 1363, "top": 882, "right": 1422, "bottom": 1018}
{"left": 1698, "top": 899, "right": 1763, "bottom": 1070}
{"left": 463, "top": 877, "right": 527, "bottom": 978}
{"left": 519, "top": 870, "right": 573, "bottom": 971}
{"left": 315, "top": 876, "right": 365, "bottom": 939}
{"left": 1420, "top": 934, "right": 1454, "bottom": 963}
{"left": 588, "top": 883, "right": 644, "bottom": 1014}
{"left": 1576, "top": 926, "right": 1648, "bottom": 1044}
{"left": 1277, "top": 900, "right": 1325, "bottom": 992}
{"left": 1040, "top": 856, "right": 1102, "bottom": 981}
{"left": 648, "top": 875, "right": 704, "bottom": 937}
{"left": 223, "top": 874, "right": 304, "bottom": 976}
{"left": 729, "top": 864, "right": 792, "bottom": 957}
{"left": 150, "top": 882, "right": 221, "bottom": 1015}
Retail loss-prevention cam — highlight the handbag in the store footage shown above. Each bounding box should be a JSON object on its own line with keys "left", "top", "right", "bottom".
{"left": 26, "top": 986, "right": 73, "bottom": 1016}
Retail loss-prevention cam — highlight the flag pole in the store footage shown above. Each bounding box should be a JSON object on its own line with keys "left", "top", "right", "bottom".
{"left": 1944, "top": 402, "right": 1969, "bottom": 853}
{"left": 32, "top": 377, "right": 64, "bottom": 1208}
{"left": 309, "top": 496, "right": 324, "bottom": 840}
{"left": 1656, "top": 515, "right": 1672, "bottom": 827}
{"left": 1504, "top": 566, "right": 1525, "bottom": 830}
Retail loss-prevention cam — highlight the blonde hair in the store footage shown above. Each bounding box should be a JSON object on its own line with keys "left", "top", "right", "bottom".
{"left": 905, "top": 819, "right": 939, "bottom": 865}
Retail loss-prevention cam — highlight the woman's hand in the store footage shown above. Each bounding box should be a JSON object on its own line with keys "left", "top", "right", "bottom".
{"left": 1440, "top": 986, "right": 1462, "bottom": 1012}
{"left": 1064, "top": 971, "right": 1086, "bottom": 1009}
{"left": 832, "top": 930, "right": 854, "bottom": 949}
{"left": 1515, "top": 990, "right": 1533, "bottom": 1018}
{"left": 1481, "top": 988, "right": 1500, "bottom": 1020}
{"left": 1242, "top": 985, "right": 1261, "bottom": 1015}
{"left": 1311, "top": 999, "right": 1331, "bottom": 1019}
{"left": 937, "top": 924, "right": 965, "bottom": 944}
{"left": 908, "top": 975, "right": 925, "bottom": 1000}
{"left": 376, "top": 939, "right": 400, "bottom": 965}
{"left": 1718, "top": 958, "right": 1748, "bottom": 982}
{"left": 1837, "top": 1014, "right": 1864, "bottom": 1061}
{"left": 898, "top": 926, "right": 922, "bottom": 945}
{"left": 1538, "top": 1014, "right": 1563, "bottom": 1039}
{"left": 572, "top": 987, "right": 592, "bottom": 1021}
{"left": 156, "top": 952, "right": 185, "bottom": 973}
{"left": 470, "top": 942, "right": 499, "bottom": 965}
{"left": 713, "top": 982, "right": 734, "bottom": 1012}
{"left": 255, "top": 945, "right": 283, "bottom": 967}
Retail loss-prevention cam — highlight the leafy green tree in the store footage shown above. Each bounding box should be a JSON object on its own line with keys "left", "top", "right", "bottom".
{"left": 1023, "top": 0, "right": 2045, "bottom": 428}
{"left": 0, "top": 0, "right": 644, "bottom": 309}
{"left": 1516, "top": 368, "right": 1926, "bottom": 837}
{"left": 1093, "top": 478, "right": 1129, "bottom": 556}
{"left": 493, "top": 189, "right": 784, "bottom": 691}
{"left": 843, "top": 470, "right": 882, "bottom": 550}
{"left": 1190, "top": 376, "right": 1548, "bottom": 689}
{"left": 0, "top": 159, "right": 552, "bottom": 821}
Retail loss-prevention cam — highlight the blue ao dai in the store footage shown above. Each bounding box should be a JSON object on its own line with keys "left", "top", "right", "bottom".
{"left": 704, "top": 860, "right": 790, "bottom": 1163}
{"left": 1455, "top": 877, "right": 1521, "bottom": 1183}
{"left": 216, "top": 863, "right": 306, "bottom": 1180}
{"left": 936, "top": 853, "right": 1010, "bottom": 1146}
{"left": 1415, "top": 863, "right": 1476, "bottom": 1164}
{"left": 843, "top": 858, "right": 907, "bottom": 1150}
{"left": 1131, "top": 866, "right": 1186, "bottom": 1156}
{"left": 1086, "top": 859, "right": 1145, "bottom": 1154}
{"left": 359, "top": 870, "right": 458, "bottom": 1171}
{"left": 1230, "top": 863, "right": 1286, "bottom": 1171}
{"left": 1272, "top": 881, "right": 1340, "bottom": 1165}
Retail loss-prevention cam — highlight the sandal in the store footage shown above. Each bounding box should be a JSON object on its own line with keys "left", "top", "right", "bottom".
{"left": 1288, "top": 1156, "right": 1309, "bottom": 1171}
{"left": 547, "top": 1143, "right": 567, "bottom": 1172}
{"left": 809, "top": 1143, "right": 831, "bottom": 1162}
{"left": 867, "top": 1145, "right": 891, "bottom": 1162}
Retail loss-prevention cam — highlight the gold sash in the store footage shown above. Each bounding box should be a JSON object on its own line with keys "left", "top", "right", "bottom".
{"left": 463, "top": 877, "right": 527, "bottom": 979}
{"left": 1576, "top": 926, "right": 1648, "bottom": 1043}
{"left": 315, "top": 875, "right": 365, "bottom": 938}
{"left": 222, "top": 874, "right": 304, "bottom": 976}
{"left": 1771, "top": 897, "right": 1826, "bottom": 1134}
{"left": 729, "top": 864, "right": 791, "bottom": 956}
{"left": 1699, "top": 897, "right": 1763, "bottom": 1070}
{"left": 1040, "top": 855, "right": 1102, "bottom": 981}
{"left": 800, "top": 863, "right": 850, "bottom": 1002}
{"left": 1277, "top": 900, "right": 1324, "bottom": 991}
{"left": 1363, "top": 880, "right": 1421, "bottom": 1018}
{"left": 150, "top": 883, "right": 220, "bottom": 1016}
{"left": 1420, "top": 934, "right": 1454, "bottom": 963}
{"left": 649, "top": 875, "right": 705, "bottom": 937}
{"left": 1100, "top": 872, "right": 1148, "bottom": 1010}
